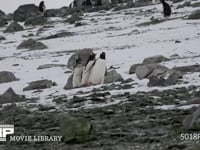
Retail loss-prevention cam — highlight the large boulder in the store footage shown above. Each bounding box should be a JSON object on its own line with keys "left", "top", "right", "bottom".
{"left": 24, "top": 15, "right": 47, "bottom": 26}
{"left": 17, "top": 38, "right": 47, "bottom": 50}
{"left": 148, "top": 71, "right": 181, "bottom": 87}
{"left": 104, "top": 70, "right": 124, "bottom": 83}
{"left": 0, "top": 88, "right": 26, "bottom": 104}
{"left": 23, "top": 79, "right": 56, "bottom": 91}
{"left": 13, "top": 4, "right": 39, "bottom": 22}
{"left": 142, "top": 55, "right": 169, "bottom": 64}
{"left": 0, "top": 71, "right": 18, "bottom": 84}
{"left": 4, "top": 22, "right": 24, "bottom": 33}
{"left": 129, "top": 64, "right": 142, "bottom": 74}
{"left": 60, "top": 116, "right": 92, "bottom": 143}
{"left": 63, "top": 75, "right": 73, "bottom": 90}
{"left": 67, "top": 49, "right": 93, "bottom": 69}
{"left": 188, "top": 10, "right": 200, "bottom": 20}
{"left": 135, "top": 64, "right": 167, "bottom": 80}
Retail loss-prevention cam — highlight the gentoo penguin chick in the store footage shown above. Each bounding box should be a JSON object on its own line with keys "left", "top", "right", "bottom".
{"left": 160, "top": 0, "right": 171, "bottom": 17}
{"left": 81, "top": 53, "right": 96, "bottom": 86}
{"left": 39, "top": 1, "right": 46, "bottom": 14}
{"left": 72, "top": 57, "right": 84, "bottom": 88}
{"left": 89, "top": 52, "right": 106, "bottom": 85}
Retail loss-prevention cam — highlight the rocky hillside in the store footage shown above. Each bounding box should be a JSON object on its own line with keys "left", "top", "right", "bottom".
{"left": 0, "top": 1, "right": 200, "bottom": 149}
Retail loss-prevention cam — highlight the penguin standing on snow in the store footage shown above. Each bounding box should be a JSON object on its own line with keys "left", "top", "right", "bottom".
{"left": 89, "top": 52, "right": 106, "bottom": 85}
{"left": 72, "top": 57, "right": 84, "bottom": 88}
{"left": 160, "top": 0, "right": 171, "bottom": 17}
{"left": 39, "top": 1, "right": 46, "bottom": 14}
{"left": 81, "top": 53, "right": 96, "bottom": 86}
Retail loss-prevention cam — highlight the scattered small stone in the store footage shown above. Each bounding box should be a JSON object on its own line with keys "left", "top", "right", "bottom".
{"left": 175, "top": 40, "right": 181, "bottom": 43}
{"left": 17, "top": 38, "right": 47, "bottom": 50}
{"left": 0, "top": 88, "right": 26, "bottom": 104}
{"left": 4, "top": 22, "right": 24, "bottom": 33}
{"left": 188, "top": 10, "right": 200, "bottom": 20}
{"left": 142, "top": 55, "right": 169, "bottom": 64}
{"left": 0, "top": 35, "right": 6, "bottom": 41}
{"left": 24, "top": 15, "right": 47, "bottom": 26}
{"left": 0, "top": 71, "right": 18, "bottom": 84}
{"left": 23, "top": 79, "right": 56, "bottom": 91}
{"left": 37, "top": 64, "right": 66, "bottom": 70}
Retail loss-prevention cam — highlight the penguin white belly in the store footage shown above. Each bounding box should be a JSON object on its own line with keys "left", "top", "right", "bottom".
{"left": 72, "top": 65, "right": 84, "bottom": 88}
{"left": 89, "top": 59, "right": 106, "bottom": 85}
{"left": 81, "top": 61, "right": 95, "bottom": 86}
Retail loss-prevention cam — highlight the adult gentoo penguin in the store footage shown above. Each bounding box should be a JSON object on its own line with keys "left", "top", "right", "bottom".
{"left": 160, "top": 0, "right": 171, "bottom": 17}
{"left": 89, "top": 52, "right": 106, "bottom": 85}
{"left": 72, "top": 57, "right": 84, "bottom": 88}
{"left": 81, "top": 53, "right": 96, "bottom": 86}
{"left": 39, "top": 1, "right": 46, "bottom": 14}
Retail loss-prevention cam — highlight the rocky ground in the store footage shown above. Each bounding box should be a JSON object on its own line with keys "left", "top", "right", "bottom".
{"left": 0, "top": 0, "right": 200, "bottom": 149}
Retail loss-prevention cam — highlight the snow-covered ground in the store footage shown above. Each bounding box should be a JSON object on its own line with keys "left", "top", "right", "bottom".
{"left": 0, "top": 1, "right": 200, "bottom": 109}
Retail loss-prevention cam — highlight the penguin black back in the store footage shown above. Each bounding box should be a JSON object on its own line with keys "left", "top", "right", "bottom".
{"left": 100, "top": 52, "right": 106, "bottom": 60}
{"left": 160, "top": 0, "right": 171, "bottom": 17}
{"left": 39, "top": 1, "right": 45, "bottom": 13}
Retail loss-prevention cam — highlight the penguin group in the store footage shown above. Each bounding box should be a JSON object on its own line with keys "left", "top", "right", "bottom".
{"left": 72, "top": 52, "right": 106, "bottom": 88}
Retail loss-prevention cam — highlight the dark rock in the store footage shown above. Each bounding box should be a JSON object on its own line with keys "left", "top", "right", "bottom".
{"left": 188, "top": 10, "right": 200, "bottom": 20}
{"left": 44, "top": 7, "right": 80, "bottom": 18}
{"left": 148, "top": 76, "right": 165, "bottom": 87}
{"left": 129, "top": 64, "right": 142, "bottom": 74}
{"left": 60, "top": 116, "right": 92, "bottom": 143}
{"left": 142, "top": 55, "right": 169, "bottom": 64}
{"left": 37, "top": 64, "right": 66, "bottom": 70}
{"left": 75, "top": 22, "right": 86, "bottom": 27}
{"left": 17, "top": 38, "right": 47, "bottom": 50}
{"left": 4, "top": 22, "right": 24, "bottom": 33}
{"left": 174, "top": 64, "right": 200, "bottom": 73}
{"left": 24, "top": 15, "right": 47, "bottom": 26}
{"left": 39, "top": 31, "right": 73, "bottom": 40}
{"left": 104, "top": 70, "right": 124, "bottom": 83}
{"left": 0, "top": 71, "right": 18, "bottom": 84}
{"left": 0, "top": 18, "right": 8, "bottom": 27}
{"left": 175, "top": 40, "right": 181, "bottom": 43}
{"left": 67, "top": 49, "right": 93, "bottom": 69}
{"left": 13, "top": 4, "right": 39, "bottom": 22}
{"left": 0, "top": 88, "right": 25, "bottom": 104}
{"left": 64, "top": 75, "right": 73, "bottom": 90}
{"left": 23, "top": 79, "right": 56, "bottom": 91}
{"left": 0, "top": 35, "right": 5, "bottom": 41}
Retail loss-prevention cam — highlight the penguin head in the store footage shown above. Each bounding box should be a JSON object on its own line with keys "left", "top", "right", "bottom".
{"left": 75, "top": 56, "right": 82, "bottom": 64}
{"left": 160, "top": 0, "right": 165, "bottom": 3}
{"left": 100, "top": 52, "right": 106, "bottom": 60}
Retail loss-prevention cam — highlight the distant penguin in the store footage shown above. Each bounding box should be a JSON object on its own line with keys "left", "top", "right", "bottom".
{"left": 81, "top": 53, "right": 96, "bottom": 86}
{"left": 39, "top": 1, "right": 46, "bottom": 14}
{"left": 72, "top": 57, "right": 84, "bottom": 88}
{"left": 89, "top": 52, "right": 106, "bottom": 85}
{"left": 160, "top": 0, "right": 171, "bottom": 17}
